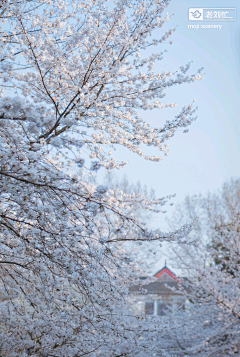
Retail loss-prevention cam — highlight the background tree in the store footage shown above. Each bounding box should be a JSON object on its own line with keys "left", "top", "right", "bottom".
{"left": 167, "top": 177, "right": 240, "bottom": 266}
{"left": 99, "top": 172, "right": 170, "bottom": 272}
{"left": 161, "top": 178, "right": 240, "bottom": 356}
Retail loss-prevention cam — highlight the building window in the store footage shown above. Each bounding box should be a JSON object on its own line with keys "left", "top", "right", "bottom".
{"left": 177, "top": 302, "right": 185, "bottom": 311}
{"left": 145, "top": 302, "right": 154, "bottom": 315}
{"left": 157, "top": 302, "right": 171, "bottom": 316}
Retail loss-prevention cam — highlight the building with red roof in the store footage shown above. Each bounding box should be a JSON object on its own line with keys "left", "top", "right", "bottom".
{"left": 129, "top": 263, "right": 189, "bottom": 316}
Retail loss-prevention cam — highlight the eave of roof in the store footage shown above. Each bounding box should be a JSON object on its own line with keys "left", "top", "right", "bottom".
{"left": 129, "top": 281, "right": 191, "bottom": 295}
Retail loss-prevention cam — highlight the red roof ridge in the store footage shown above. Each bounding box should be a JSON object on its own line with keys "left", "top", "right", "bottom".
{"left": 153, "top": 265, "right": 177, "bottom": 280}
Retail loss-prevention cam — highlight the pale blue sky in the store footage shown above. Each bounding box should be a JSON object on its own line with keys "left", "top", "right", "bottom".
{"left": 97, "top": 0, "right": 240, "bottom": 274}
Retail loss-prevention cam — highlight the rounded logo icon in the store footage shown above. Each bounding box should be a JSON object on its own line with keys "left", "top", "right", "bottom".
{"left": 189, "top": 8, "right": 203, "bottom": 21}
{"left": 191, "top": 10, "right": 202, "bottom": 18}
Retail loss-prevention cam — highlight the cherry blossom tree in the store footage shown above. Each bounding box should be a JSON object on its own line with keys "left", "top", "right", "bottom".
{"left": 0, "top": 0, "right": 202, "bottom": 355}
{"left": 162, "top": 178, "right": 240, "bottom": 356}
